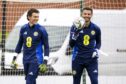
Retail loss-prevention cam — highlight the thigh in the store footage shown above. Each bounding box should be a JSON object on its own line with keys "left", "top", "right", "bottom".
{"left": 28, "top": 62, "right": 39, "bottom": 78}
{"left": 72, "top": 58, "right": 85, "bottom": 84}
{"left": 25, "top": 62, "right": 39, "bottom": 84}
{"left": 24, "top": 63, "right": 29, "bottom": 76}
{"left": 24, "top": 62, "right": 39, "bottom": 78}
{"left": 86, "top": 59, "right": 98, "bottom": 80}
{"left": 72, "top": 59, "right": 84, "bottom": 76}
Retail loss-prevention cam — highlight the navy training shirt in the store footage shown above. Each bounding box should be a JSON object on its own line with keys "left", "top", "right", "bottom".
{"left": 15, "top": 23, "right": 49, "bottom": 64}
{"left": 69, "top": 22, "right": 101, "bottom": 61}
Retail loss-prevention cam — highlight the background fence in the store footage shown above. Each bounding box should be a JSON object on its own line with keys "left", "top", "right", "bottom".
{"left": 0, "top": 0, "right": 126, "bottom": 84}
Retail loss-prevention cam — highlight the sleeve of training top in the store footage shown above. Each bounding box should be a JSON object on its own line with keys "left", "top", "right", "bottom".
{"left": 15, "top": 27, "right": 24, "bottom": 54}
{"left": 95, "top": 26, "right": 101, "bottom": 49}
{"left": 41, "top": 27, "right": 49, "bottom": 57}
{"left": 69, "top": 25, "right": 77, "bottom": 48}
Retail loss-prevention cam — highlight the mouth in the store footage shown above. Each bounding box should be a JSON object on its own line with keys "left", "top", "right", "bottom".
{"left": 84, "top": 18, "right": 90, "bottom": 21}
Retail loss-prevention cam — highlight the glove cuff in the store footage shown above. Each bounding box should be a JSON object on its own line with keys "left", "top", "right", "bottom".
{"left": 43, "top": 60, "right": 47, "bottom": 65}
{"left": 13, "top": 56, "right": 17, "bottom": 61}
{"left": 43, "top": 56, "right": 48, "bottom": 65}
{"left": 13, "top": 53, "right": 18, "bottom": 56}
{"left": 95, "top": 49, "right": 99, "bottom": 53}
{"left": 12, "top": 53, "right": 18, "bottom": 61}
{"left": 44, "top": 56, "right": 49, "bottom": 61}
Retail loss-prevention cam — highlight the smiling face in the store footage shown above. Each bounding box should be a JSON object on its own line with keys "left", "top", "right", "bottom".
{"left": 28, "top": 13, "right": 39, "bottom": 25}
{"left": 27, "top": 8, "right": 39, "bottom": 26}
{"left": 81, "top": 7, "right": 93, "bottom": 23}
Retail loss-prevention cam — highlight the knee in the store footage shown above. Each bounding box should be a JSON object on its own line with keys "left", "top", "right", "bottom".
{"left": 26, "top": 74, "right": 37, "bottom": 84}
{"left": 90, "top": 77, "right": 98, "bottom": 84}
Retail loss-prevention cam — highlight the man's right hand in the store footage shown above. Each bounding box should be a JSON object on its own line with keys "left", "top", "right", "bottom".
{"left": 11, "top": 56, "right": 18, "bottom": 69}
{"left": 72, "top": 17, "right": 85, "bottom": 40}
{"left": 73, "top": 17, "right": 85, "bottom": 30}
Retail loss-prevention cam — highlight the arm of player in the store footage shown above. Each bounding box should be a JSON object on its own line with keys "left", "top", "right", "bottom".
{"left": 39, "top": 27, "right": 49, "bottom": 73}
{"left": 69, "top": 17, "right": 85, "bottom": 48}
{"left": 92, "top": 27, "right": 101, "bottom": 58}
{"left": 95, "top": 27, "right": 101, "bottom": 50}
{"left": 39, "top": 56, "right": 48, "bottom": 73}
{"left": 11, "top": 27, "right": 24, "bottom": 69}
{"left": 41, "top": 27, "right": 49, "bottom": 58}
{"left": 15, "top": 27, "right": 24, "bottom": 53}
{"left": 69, "top": 25, "right": 80, "bottom": 48}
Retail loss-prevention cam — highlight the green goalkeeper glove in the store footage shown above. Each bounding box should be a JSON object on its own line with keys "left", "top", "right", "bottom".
{"left": 39, "top": 60, "right": 48, "bottom": 73}
{"left": 11, "top": 56, "right": 18, "bottom": 69}
{"left": 39, "top": 64, "right": 47, "bottom": 73}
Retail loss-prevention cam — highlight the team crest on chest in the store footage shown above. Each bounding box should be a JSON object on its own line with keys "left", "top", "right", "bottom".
{"left": 91, "top": 30, "right": 95, "bottom": 35}
{"left": 34, "top": 31, "right": 38, "bottom": 36}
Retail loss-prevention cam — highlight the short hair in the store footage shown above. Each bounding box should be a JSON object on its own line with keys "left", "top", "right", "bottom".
{"left": 27, "top": 8, "right": 39, "bottom": 20}
{"left": 82, "top": 7, "right": 93, "bottom": 14}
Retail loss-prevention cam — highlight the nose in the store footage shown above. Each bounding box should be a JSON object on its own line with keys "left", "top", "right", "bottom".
{"left": 35, "top": 17, "right": 39, "bottom": 21}
{"left": 85, "top": 14, "right": 90, "bottom": 17}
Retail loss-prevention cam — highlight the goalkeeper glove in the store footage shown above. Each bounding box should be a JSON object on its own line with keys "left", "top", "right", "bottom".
{"left": 11, "top": 56, "right": 18, "bottom": 69}
{"left": 92, "top": 49, "right": 99, "bottom": 58}
{"left": 39, "top": 60, "right": 48, "bottom": 73}
{"left": 73, "top": 17, "right": 85, "bottom": 30}
{"left": 72, "top": 17, "right": 85, "bottom": 40}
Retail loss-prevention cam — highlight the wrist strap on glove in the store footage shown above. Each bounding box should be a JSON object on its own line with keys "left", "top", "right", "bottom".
{"left": 43, "top": 59, "right": 47, "bottom": 65}
{"left": 12, "top": 56, "right": 17, "bottom": 61}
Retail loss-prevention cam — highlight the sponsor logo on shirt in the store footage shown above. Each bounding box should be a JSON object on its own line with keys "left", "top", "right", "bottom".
{"left": 24, "top": 31, "right": 27, "bottom": 35}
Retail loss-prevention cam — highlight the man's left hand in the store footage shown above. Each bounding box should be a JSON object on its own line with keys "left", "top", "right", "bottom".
{"left": 39, "top": 58, "right": 48, "bottom": 73}
{"left": 39, "top": 63, "right": 47, "bottom": 73}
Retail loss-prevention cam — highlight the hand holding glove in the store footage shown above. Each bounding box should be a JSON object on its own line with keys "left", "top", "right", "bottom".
{"left": 72, "top": 17, "right": 85, "bottom": 40}
{"left": 73, "top": 17, "right": 85, "bottom": 30}
{"left": 39, "top": 64, "right": 47, "bottom": 73}
{"left": 11, "top": 56, "right": 18, "bottom": 69}
{"left": 39, "top": 58, "right": 48, "bottom": 73}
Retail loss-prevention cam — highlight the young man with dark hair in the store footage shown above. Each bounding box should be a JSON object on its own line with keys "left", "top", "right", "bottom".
{"left": 69, "top": 7, "right": 101, "bottom": 84}
{"left": 11, "top": 8, "right": 49, "bottom": 84}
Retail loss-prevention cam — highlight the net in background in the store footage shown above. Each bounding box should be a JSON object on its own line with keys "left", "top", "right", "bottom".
{"left": 0, "top": 0, "right": 126, "bottom": 84}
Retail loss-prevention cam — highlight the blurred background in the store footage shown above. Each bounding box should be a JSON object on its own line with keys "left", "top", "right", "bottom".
{"left": 0, "top": 0, "right": 126, "bottom": 84}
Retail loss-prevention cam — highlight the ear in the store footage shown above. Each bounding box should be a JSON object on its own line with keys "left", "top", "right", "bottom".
{"left": 27, "top": 16, "right": 31, "bottom": 21}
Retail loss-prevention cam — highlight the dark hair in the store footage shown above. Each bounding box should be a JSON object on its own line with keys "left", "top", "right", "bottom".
{"left": 82, "top": 7, "right": 93, "bottom": 14}
{"left": 27, "top": 8, "right": 39, "bottom": 20}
